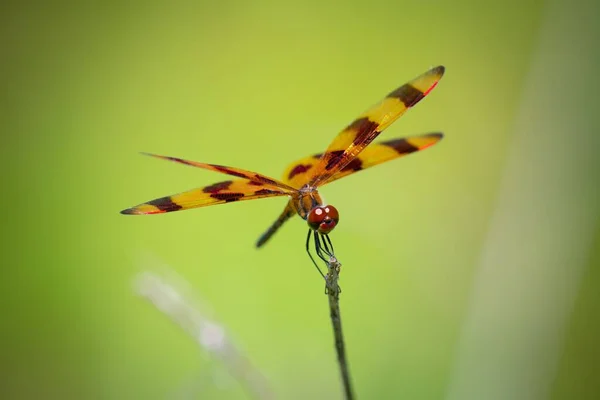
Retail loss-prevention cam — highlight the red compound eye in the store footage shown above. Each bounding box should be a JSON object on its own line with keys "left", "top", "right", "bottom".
{"left": 307, "top": 205, "right": 339, "bottom": 234}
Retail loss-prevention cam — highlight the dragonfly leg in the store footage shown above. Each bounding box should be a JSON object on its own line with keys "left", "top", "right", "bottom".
{"left": 321, "top": 234, "right": 336, "bottom": 258}
{"left": 306, "top": 229, "right": 326, "bottom": 278}
{"left": 314, "top": 231, "right": 331, "bottom": 261}
{"left": 312, "top": 232, "right": 342, "bottom": 295}
{"left": 324, "top": 234, "right": 335, "bottom": 255}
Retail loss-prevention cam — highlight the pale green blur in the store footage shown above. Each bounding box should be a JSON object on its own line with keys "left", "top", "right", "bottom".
{"left": 2, "top": 1, "right": 598, "bottom": 399}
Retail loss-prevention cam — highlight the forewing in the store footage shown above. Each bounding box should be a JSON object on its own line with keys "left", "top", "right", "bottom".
{"left": 141, "top": 152, "right": 297, "bottom": 192}
{"left": 308, "top": 66, "right": 444, "bottom": 186}
{"left": 121, "top": 179, "right": 291, "bottom": 215}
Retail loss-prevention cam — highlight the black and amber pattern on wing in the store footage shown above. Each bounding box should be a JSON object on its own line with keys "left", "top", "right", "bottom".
{"left": 283, "top": 133, "right": 443, "bottom": 188}
{"left": 308, "top": 66, "right": 445, "bottom": 187}
{"left": 120, "top": 179, "right": 292, "bottom": 215}
{"left": 140, "top": 152, "right": 297, "bottom": 192}
{"left": 324, "top": 133, "right": 443, "bottom": 185}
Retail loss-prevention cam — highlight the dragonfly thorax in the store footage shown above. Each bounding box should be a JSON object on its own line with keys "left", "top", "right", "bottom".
{"left": 307, "top": 205, "right": 339, "bottom": 234}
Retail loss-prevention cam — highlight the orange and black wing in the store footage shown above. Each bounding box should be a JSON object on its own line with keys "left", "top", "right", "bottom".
{"left": 140, "top": 152, "right": 297, "bottom": 191}
{"left": 121, "top": 179, "right": 292, "bottom": 215}
{"left": 307, "top": 66, "right": 445, "bottom": 187}
{"left": 283, "top": 133, "right": 443, "bottom": 188}
{"left": 121, "top": 153, "right": 297, "bottom": 215}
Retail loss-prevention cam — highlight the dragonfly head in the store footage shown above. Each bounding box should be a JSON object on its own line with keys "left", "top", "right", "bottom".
{"left": 307, "top": 205, "right": 339, "bottom": 234}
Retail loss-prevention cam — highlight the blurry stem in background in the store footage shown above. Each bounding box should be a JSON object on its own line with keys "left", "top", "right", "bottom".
{"left": 446, "top": 0, "right": 600, "bottom": 399}
{"left": 135, "top": 271, "right": 274, "bottom": 400}
{"left": 325, "top": 256, "right": 355, "bottom": 400}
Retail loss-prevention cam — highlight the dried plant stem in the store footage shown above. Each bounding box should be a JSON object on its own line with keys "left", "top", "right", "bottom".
{"left": 325, "top": 256, "right": 354, "bottom": 400}
{"left": 135, "top": 271, "right": 273, "bottom": 400}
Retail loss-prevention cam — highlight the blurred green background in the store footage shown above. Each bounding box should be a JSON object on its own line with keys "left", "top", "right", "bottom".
{"left": 2, "top": 0, "right": 599, "bottom": 399}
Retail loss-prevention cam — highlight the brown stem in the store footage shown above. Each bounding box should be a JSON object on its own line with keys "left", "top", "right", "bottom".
{"left": 325, "top": 256, "right": 354, "bottom": 400}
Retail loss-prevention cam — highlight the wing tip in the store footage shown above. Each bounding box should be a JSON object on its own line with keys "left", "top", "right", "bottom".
{"left": 139, "top": 151, "right": 164, "bottom": 160}
{"left": 120, "top": 207, "right": 141, "bottom": 215}
{"left": 120, "top": 205, "right": 164, "bottom": 215}
{"left": 418, "top": 132, "right": 444, "bottom": 151}
{"left": 431, "top": 65, "right": 445, "bottom": 77}
{"left": 120, "top": 207, "right": 165, "bottom": 215}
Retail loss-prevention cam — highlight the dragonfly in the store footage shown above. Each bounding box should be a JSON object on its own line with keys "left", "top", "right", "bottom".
{"left": 121, "top": 65, "right": 445, "bottom": 277}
